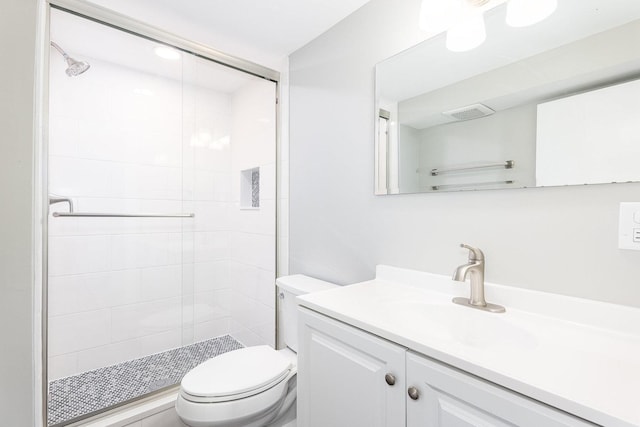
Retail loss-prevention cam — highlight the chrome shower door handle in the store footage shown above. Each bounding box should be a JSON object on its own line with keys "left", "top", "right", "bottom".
{"left": 48, "top": 194, "right": 74, "bottom": 213}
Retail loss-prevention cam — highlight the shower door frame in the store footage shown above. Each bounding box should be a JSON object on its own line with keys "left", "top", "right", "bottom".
{"left": 41, "top": 1, "right": 281, "bottom": 425}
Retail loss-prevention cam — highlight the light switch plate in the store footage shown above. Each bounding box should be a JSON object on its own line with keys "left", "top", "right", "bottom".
{"left": 619, "top": 202, "right": 640, "bottom": 250}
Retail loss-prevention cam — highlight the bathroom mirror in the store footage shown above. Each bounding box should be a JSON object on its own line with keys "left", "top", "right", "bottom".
{"left": 375, "top": 0, "right": 640, "bottom": 194}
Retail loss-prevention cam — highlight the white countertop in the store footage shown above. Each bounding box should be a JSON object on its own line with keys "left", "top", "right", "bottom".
{"left": 297, "top": 265, "right": 640, "bottom": 427}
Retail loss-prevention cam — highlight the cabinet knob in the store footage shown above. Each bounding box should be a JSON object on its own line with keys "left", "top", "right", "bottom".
{"left": 384, "top": 373, "right": 396, "bottom": 386}
{"left": 408, "top": 386, "right": 419, "bottom": 400}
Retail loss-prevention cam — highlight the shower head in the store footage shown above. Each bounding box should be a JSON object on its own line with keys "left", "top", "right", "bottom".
{"left": 64, "top": 57, "right": 90, "bottom": 77}
{"left": 50, "top": 41, "right": 90, "bottom": 77}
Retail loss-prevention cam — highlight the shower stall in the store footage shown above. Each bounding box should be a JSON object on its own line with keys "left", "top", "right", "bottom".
{"left": 45, "top": 4, "right": 278, "bottom": 425}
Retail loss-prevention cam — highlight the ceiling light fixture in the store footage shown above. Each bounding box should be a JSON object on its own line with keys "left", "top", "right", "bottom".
{"left": 446, "top": 2, "right": 487, "bottom": 52}
{"left": 154, "top": 46, "right": 181, "bottom": 60}
{"left": 506, "top": 0, "right": 558, "bottom": 27}
{"left": 419, "top": 0, "right": 557, "bottom": 52}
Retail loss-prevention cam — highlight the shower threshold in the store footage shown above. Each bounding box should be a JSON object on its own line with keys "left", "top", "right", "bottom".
{"left": 47, "top": 335, "right": 244, "bottom": 426}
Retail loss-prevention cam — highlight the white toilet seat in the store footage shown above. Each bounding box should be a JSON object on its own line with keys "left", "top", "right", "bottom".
{"left": 180, "top": 370, "right": 291, "bottom": 403}
{"left": 176, "top": 372, "right": 295, "bottom": 427}
{"left": 181, "top": 346, "right": 294, "bottom": 403}
{"left": 176, "top": 347, "right": 298, "bottom": 427}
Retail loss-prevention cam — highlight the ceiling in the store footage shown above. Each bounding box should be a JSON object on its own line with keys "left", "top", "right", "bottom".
{"left": 86, "top": 0, "right": 372, "bottom": 69}
{"left": 51, "top": 8, "right": 259, "bottom": 93}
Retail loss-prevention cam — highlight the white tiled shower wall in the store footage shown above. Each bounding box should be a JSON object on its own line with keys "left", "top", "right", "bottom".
{"left": 228, "top": 81, "right": 277, "bottom": 347}
{"left": 48, "top": 52, "right": 276, "bottom": 379}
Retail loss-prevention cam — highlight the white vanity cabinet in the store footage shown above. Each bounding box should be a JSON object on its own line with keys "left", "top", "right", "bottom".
{"left": 297, "top": 308, "right": 407, "bottom": 427}
{"left": 298, "top": 307, "right": 596, "bottom": 427}
{"left": 406, "top": 352, "right": 593, "bottom": 427}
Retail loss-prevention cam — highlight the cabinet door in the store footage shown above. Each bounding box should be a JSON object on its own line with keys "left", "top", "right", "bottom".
{"left": 406, "top": 352, "right": 595, "bottom": 427}
{"left": 297, "top": 308, "right": 406, "bottom": 427}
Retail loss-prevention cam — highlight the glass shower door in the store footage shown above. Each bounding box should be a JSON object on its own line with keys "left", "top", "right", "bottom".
{"left": 46, "top": 6, "right": 276, "bottom": 426}
{"left": 47, "top": 9, "right": 195, "bottom": 424}
{"left": 181, "top": 51, "right": 278, "bottom": 351}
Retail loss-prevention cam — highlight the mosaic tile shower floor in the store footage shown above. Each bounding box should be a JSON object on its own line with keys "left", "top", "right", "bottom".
{"left": 47, "top": 335, "right": 243, "bottom": 426}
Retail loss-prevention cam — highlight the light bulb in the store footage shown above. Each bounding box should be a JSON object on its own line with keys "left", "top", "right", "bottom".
{"left": 446, "top": 11, "right": 486, "bottom": 52}
{"left": 506, "top": 0, "right": 557, "bottom": 27}
{"left": 419, "top": 0, "right": 462, "bottom": 34}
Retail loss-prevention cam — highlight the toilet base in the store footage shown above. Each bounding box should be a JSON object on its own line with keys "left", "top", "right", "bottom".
{"left": 266, "top": 400, "right": 296, "bottom": 427}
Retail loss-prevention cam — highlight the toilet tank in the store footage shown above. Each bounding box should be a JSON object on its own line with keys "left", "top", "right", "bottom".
{"left": 276, "top": 274, "right": 338, "bottom": 353}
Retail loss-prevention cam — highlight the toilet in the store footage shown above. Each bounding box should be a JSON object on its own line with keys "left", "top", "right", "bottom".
{"left": 176, "top": 275, "right": 337, "bottom": 427}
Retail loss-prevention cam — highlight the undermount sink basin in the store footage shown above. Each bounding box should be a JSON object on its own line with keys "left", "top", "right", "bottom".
{"left": 381, "top": 300, "right": 538, "bottom": 350}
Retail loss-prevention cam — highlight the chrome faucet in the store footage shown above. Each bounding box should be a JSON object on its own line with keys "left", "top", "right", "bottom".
{"left": 452, "top": 244, "right": 505, "bottom": 313}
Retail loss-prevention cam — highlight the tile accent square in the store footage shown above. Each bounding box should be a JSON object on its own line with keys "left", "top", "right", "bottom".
{"left": 251, "top": 169, "right": 260, "bottom": 208}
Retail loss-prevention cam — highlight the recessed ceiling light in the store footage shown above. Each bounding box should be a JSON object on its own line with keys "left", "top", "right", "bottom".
{"left": 154, "top": 46, "right": 181, "bottom": 60}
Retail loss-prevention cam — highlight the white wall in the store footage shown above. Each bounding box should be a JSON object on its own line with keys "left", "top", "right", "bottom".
{"left": 0, "top": 0, "right": 38, "bottom": 425}
{"left": 228, "top": 79, "right": 277, "bottom": 348}
{"left": 288, "top": 0, "right": 640, "bottom": 308}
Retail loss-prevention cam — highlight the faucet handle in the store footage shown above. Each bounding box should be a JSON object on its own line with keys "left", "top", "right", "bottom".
{"left": 460, "top": 244, "right": 484, "bottom": 261}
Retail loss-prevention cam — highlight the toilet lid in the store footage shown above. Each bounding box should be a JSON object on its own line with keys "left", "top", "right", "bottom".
{"left": 181, "top": 346, "right": 293, "bottom": 399}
